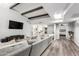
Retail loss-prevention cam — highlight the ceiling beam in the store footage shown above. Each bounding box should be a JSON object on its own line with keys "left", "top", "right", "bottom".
{"left": 10, "top": 3, "right": 20, "bottom": 9}
{"left": 21, "top": 6, "right": 43, "bottom": 15}
{"left": 28, "top": 13, "right": 49, "bottom": 19}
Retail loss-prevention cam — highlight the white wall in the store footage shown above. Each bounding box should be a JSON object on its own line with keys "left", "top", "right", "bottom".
{"left": 74, "top": 20, "right": 79, "bottom": 47}
{"left": 67, "top": 20, "right": 79, "bottom": 47}
{"left": 47, "top": 25, "right": 54, "bottom": 34}
{"left": 54, "top": 24, "right": 60, "bottom": 40}
{"left": 30, "top": 17, "right": 52, "bottom": 25}
{"left": 68, "top": 22, "right": 75, "bottom": 32}
{"left": 0, "top": 4, "right": 32, "bottom": 39}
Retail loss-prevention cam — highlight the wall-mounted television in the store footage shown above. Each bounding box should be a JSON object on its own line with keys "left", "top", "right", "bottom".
{"left": 9, "top": 20, "right": 23, "bottom": 29}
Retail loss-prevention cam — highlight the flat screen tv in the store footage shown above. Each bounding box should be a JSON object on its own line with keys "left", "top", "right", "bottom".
{"left": 9, "top": 20, "right": 23, "bottom": 29}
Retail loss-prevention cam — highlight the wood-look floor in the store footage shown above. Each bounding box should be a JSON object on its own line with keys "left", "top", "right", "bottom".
{"left": 42, "top": 39, "right": 79, "bottom": 56}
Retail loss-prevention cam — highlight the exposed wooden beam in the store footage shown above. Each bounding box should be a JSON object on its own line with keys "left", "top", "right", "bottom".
{"left": 10, "top": 3, "right": 20, "bottom": 9}
{"left": 28, "top": 13, "right": 49, "bottom": 19}
{"left": 21, "top": 6, "right": 43, "bottom": 15}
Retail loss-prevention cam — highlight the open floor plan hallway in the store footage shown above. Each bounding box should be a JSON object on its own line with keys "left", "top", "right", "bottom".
{"left": 42, "top": 39, "right": 79, "bottom": 56}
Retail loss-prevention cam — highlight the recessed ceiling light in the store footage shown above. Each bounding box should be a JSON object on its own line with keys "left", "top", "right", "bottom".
{"left": 53, "top": 13, "right": 63, "bottom": 19}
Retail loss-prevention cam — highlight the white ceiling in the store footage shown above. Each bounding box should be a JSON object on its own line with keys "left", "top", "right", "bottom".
{"left": 11, "top": 3, "right": 77, "bottom": 25}
{"left": 64, "top": 3, "right": 79, "bottom": 19}
{"left": 13, "top": 3, "right": 42, "bottom": 13}
{"left": 42, "top": 3, "right": 70, "bottom": 20}
{"left": 24, "top": 9, "right": 47, "bottom": 18}
{"left": 30, "top": 17, "right": 52, "bottom": 25}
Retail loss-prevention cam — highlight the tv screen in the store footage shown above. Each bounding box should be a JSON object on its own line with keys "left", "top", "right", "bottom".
{"left": 9, "top": 20, "right": 23, "bottom": 29}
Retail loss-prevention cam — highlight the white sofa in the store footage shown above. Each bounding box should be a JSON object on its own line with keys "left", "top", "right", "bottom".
{"left": 7, "top": 45, "right": 31, "bottom": 56}
{"left": 0, "top": 35, "right": 53, "bottom": 56}
{"left": 0, "top": 40, "right": 31, "bottom": 56}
